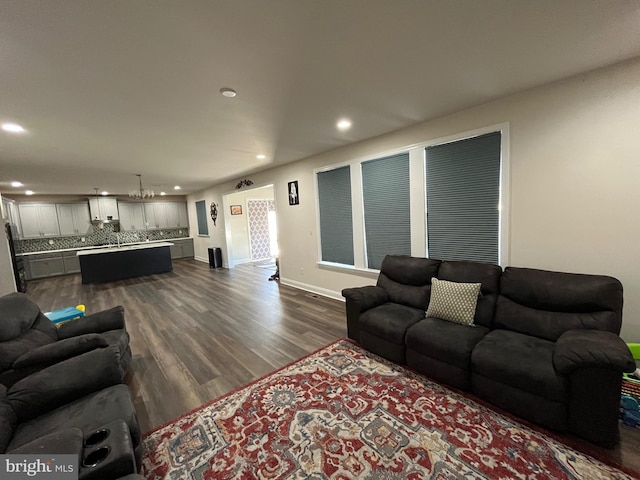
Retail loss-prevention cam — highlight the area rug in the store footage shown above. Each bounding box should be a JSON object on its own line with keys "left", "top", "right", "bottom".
{"left": 140, "top": 339, "right": 635, "bottom": 479}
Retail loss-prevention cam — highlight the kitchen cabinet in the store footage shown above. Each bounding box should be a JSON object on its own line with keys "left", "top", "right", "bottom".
{"left": 57, "top": 203, "right": 91, "bottom": 236}
{"left": 118, "top": 203, "right": 146, "bottom": 230}
{"left": 2, "top": 198, "right": 22, "bottom": 237}
{"left": 89, "top": 197, "right": 119, "bottom": 221}
{"left": 170, "top": 238, "right": 194, "bottom": 259}
{"left": 144, "top": 202, "right": 189, "bottom": 229}
{"left": 62, "top": 250, "right": 81, "bottom": 273}
{"left": 26, "top": 252, "right": 65, "bottom": 279}
{"left": 18, "top": 203, "right": 60, "bottom": 238}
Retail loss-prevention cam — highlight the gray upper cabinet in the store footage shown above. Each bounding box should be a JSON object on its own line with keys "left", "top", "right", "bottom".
{"left": 89, "top": 197, "right": 119, "bottom": 221}
{"left": 142, "top": 202, "right": 188, "bottom": 229}
{"left": 118, "top": 203, "right": 146, "bottom": 230}
{"left": 18, "top": 203, "right": 60, "bottom": 238}
{"left": 57, "top": 203, "right": 91, "bottom": 236}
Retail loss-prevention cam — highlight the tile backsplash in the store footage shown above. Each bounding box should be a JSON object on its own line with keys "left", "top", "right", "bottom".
{"left": 16, "top": 223, "right": 189, "bottom": 253}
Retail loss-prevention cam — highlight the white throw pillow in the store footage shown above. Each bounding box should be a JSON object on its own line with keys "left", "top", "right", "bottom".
{"left": 425, "top": 278, "right": 481, "bottom": 326}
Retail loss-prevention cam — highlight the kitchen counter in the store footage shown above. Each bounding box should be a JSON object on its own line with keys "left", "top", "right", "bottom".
{"left": 76, "top": 241, "right": 174, "bottom": 256}
{"left": 78, "top": 242, "right": 173, "bottom": 284}
{"left": 18, "top": 237, "right": 192, "bottom": 256}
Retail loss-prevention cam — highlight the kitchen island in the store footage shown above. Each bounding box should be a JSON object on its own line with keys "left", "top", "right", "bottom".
{"left": 77, "top": 242, "right": 173, "bottom": 284}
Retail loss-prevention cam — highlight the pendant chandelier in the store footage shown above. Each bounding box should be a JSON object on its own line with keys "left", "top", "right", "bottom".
{"left": 129, "top": 174, "right": 154, "bottom": 199}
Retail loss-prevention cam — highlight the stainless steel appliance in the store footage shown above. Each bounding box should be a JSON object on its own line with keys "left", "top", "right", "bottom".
{"left": 5, "top": 222, "right": 26, "bottom": 292}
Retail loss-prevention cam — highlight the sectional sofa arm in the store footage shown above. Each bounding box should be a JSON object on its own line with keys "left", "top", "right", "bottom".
{"left": 341, "top": 286, "right": 389, "bottom": 312}
{"left": 7, "top": 346, "right": 123, "bottom": 422}
{"left": 8, "top": 428, "right": 84, "bottom": 455}
{"left": 553, "top": 329, "right": 635, "bottom": 374}
{"left": 57, "top": 305, "right": 126, "bottom": 338}
{"left": 12, "top": 334, "right": 108, "bottom": 369}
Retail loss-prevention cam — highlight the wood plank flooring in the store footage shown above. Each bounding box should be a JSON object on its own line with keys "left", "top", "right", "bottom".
{"left": 24, "top": 259, "right": 640, "bottom": 475}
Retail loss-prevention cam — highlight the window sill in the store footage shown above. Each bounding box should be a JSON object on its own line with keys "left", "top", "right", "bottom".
{"left": 316, "top": 261, "right": 379, "bottom": 279}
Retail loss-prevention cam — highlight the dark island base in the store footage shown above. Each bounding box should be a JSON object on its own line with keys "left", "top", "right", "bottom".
{"left": 79, "top": 246, "right": 173, "bottom": 284}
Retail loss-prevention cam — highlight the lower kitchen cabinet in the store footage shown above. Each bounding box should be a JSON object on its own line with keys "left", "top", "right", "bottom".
{"left": 25, "top": 253, "right": 65, "bottom": 279}
{"left": 24, "top": 250, "right": 82, "bottom": 279}
{"left": 170, "top": 238, "right": 194, "bottom": 259}
{"left": 62, "top": 250, "right": 81, "bottom": 273}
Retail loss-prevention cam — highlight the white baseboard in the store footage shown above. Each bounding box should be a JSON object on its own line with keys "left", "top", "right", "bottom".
{"left": 279, "top": 277, "right": 345, "bottom": 302}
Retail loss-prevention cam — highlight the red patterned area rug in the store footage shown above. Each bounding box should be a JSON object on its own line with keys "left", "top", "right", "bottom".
{"left": 141, "top": 339, "right": 634, "bottom": 479}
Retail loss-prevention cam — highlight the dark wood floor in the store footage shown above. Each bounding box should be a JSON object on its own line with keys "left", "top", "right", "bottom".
{"left": 25, "top": 259, "right": 640, "bottom": 476}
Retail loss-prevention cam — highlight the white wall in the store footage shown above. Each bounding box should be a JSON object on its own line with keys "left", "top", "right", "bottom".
{"left": 188, "top": 57, "right": 640, "bottom": 341}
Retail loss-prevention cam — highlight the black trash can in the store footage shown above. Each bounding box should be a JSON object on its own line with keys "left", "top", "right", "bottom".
{"left": 208, "top": 247, "right": 222, "bottom": 268}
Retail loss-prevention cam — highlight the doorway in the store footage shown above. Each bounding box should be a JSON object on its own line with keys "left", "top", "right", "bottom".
{"left": 223, "top": 185, "right": 277, "bottom": 267}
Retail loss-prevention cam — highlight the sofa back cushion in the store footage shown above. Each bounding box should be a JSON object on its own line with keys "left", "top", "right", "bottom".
{"left": 495, "top": 267, "right": 623, "bottom": 341}
{"left": 0, "top": 293, "right": 44, "bottom": 342}
{"left": 377, "top": 255, "right": 441, "bottom": 310}
{"left": 437, "top": 261, "right": 502, "bottom": 328}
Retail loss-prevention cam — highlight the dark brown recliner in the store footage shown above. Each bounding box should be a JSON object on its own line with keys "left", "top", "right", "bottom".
{"left": 0, "top": 292, "right": 131, "bottom": 387}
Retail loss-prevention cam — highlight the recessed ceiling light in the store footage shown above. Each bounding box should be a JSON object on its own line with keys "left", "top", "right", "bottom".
{"left": 2, "top": 123, "right": 26, "bottom": 133}
{"left": 101, "top": 191, "right": 108, "bottom": 196}
{"left": 220, "top": 87, "right": 237, "bottom": 98}
{"left": 25, "top": 190, "right": 34, "bottom": 195}
{"left": 160, "top": 191, "right": 166, "bottom": 196}
{"left": 256, "top": 154, "right": 266, "bottom": 160}
{"left": 11, "top": 181, "right": 23, "bottom": 187}
{"left": 336, "top": 119, "right": 352, "bottom": 131}
{"left": 173, "top": 185, "right": 181, "bottom": 190}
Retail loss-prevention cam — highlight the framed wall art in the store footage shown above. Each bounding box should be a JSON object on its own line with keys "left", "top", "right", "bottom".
{"left": 230, "top": 205, "right": 243, "bottom": 215}
{"left": 288, "top": 180, "right": 299, "bottom": 205}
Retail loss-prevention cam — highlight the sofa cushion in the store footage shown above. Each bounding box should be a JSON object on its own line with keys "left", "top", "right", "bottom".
{"left": 0, "top": 384, "right": 16, "bottom": 453}
{"left": 471, "top": 329, "right": 569, "bottom": 403}
{"left": 426, "top": 278, "right": 481, "bottom": 326}
{"left": 0, "top": 293, "right": 42, "bottom": 342}
{"left": 360, "top": 303, "right": 425, "bottom": 344}
{"left": 376, "top": 256, "right": 441, "bottom": 309}
{"left": 437, "top": 260, "right": 502, "bottom": 328}
{"left": 406, "top": 318, "right": 489, "bottom": 370}
{"left": 495, "top": 267, "right": 623, "bottom": 340}
{"left": 0, "top": 328, "right": 58, "bottom": 371}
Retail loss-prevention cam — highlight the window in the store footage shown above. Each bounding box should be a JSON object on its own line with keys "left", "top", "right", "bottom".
{"left": 195, "top": 200, "right": 209, "bottom": 236}
{"left": 362, "top": 153, "right": 411, "bottom": 269}
{"left": 425, "top": 132, "right": 501, "bottom": 263}
{"left": 317, "top": 166, "right": 354, "bottom": 265}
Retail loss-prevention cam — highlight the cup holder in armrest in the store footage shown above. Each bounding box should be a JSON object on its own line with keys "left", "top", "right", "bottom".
{"left": 83, "top": 446, "right": 111, "bottom": 468}
{"left": 85, "top": 429, "right": 110, "bottom": 447}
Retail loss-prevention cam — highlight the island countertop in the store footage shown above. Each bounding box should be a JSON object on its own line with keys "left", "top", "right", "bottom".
{"left": 76, "top": 241, "right": 174, "bottom": 256}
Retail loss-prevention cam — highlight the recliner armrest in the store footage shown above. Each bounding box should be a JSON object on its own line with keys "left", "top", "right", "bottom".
{"left": 8, "top": 346, "right": 123, "bottom": 422}
{"left": 57, "top": 306, "right": 126, "bottom": 338}
{"left": 553, "top": 329, "right": 635, "bottom": 374}
{"left": 341, "top": 286, "right": 388, "bottom": 312}
{"left": 8, "top": 428, "right": 84, "bottom": 455}
{"left": 13, "top": 334, "right": 108, "bottom": 369}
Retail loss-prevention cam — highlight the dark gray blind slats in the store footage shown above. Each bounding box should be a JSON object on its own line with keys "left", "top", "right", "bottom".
{"left": 317, "top": 166, "right": 354, "bottom": 265}
{"left": 362, "top": 153, "right": 411, "bottom": 269}
{"left": 195, "top": 200, "right": 208, "bottom": 235}
{"left": 426, "top": 132, "right": 501, "bottom": 264}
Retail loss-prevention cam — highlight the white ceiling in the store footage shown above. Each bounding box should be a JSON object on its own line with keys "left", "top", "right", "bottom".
{"left": 1, "top": 0, "right": 640, "bottom": 196}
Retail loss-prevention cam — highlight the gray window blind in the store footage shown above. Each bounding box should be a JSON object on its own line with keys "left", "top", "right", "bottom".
{"left": 317, "top": 166, "right": 354, "bottom": 265}
{"left": 195, "top": 200, "right": 208, "bottom": 235}
{"left": 362, "top": 153, "right": 411, "bottom": 269}
{"left": 426, "top": 132, "right": 501, "bottom": 263}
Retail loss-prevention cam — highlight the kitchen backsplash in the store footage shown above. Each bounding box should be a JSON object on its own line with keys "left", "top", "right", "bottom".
{"left": 16, "top": 223, "right": 189, "bottom": 253}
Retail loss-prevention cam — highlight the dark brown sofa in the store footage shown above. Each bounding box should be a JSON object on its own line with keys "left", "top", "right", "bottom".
{"left": 342, "top": 255, "right": 634, "bottom": 447}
